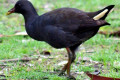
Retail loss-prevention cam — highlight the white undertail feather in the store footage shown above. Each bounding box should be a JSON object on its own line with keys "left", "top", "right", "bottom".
{"left": 93, "top": 9, "right": 108, "bottom": 20}
{"left": 109, "top": 8, "right": 114, "bottom": 14}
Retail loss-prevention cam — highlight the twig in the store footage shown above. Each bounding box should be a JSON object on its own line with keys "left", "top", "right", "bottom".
{"left": 0, "top": 57, "right": 38, "bottom": 63}
{"left": 0, "top": 54, "right": 54, "bottom": 63}
{"left": 99, "top": 31, "right": 120, "bottom": 37}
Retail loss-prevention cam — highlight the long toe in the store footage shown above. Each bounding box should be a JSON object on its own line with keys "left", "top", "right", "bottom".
{"left": 67, "top": 75, "right": 76, "bottom": 80}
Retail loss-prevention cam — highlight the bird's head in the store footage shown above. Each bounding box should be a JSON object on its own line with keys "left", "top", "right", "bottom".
{"left": 7, "top": 0, "right": 36, "bottom": 15}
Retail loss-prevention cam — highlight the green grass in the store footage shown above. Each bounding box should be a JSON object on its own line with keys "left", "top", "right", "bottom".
{"left": 0, "top": 0, "right": 120, "bottom": 80}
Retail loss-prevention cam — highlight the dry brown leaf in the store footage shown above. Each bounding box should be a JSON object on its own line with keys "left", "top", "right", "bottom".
{"left": 86, "top": 72, "right": 120, "bottom": 80}
{"left": 99, "top": 30, "right": 120, "bottom": 37}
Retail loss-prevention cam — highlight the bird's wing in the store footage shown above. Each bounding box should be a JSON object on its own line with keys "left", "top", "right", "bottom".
{"left": 43, "top": 25, "right": 80, "bottom": 48}
{"left": 41, "top": 8, "right": 108, "bottom": 33}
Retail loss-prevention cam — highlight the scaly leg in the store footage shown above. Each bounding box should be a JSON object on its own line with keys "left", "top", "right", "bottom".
{"left": 66, "top": 48, "right": 76, "bottom": 79}
{"left": 59, "top": 48, "right": 76, "bottom": 79}
{"left": 59, "top": 48, "right": 69, "bottom": 76}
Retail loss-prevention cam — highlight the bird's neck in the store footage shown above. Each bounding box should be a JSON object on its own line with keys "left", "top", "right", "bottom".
{"left": 22, "top": 11, "right": 38, "bottom": 26}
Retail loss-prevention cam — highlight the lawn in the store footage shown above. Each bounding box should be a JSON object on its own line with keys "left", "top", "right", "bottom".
{"left": 0, "top": 0, "right": 120, "bottom": 80}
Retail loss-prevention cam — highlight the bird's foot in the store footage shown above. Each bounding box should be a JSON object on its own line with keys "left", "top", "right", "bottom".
{"left": 58, "top": 71, "right": 66, "bottom": 76}
{"left": 67, "top": 75, "right": 76, "bottom": 80}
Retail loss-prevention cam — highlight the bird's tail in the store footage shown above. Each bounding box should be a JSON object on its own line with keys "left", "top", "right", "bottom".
{"left": 87, "top": 5, "right": 115, "bottom": 20}
{"left": 96, "top": 20, "right": 110, "bottom": 27}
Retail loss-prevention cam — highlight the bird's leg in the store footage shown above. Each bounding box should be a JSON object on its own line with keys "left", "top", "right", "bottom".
{"left": 59, "top": 48, "right": 69, "bottom": 76}
{"left": 66, "top": 48, "right": 72, "bottom": 76}
{"left": 66, "top": 48, "right": 76, "bottom": 79}
{"left": 59, "top": 48, "right": 76, "bottom": 79}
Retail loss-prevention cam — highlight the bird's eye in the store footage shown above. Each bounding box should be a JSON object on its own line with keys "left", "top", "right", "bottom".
{"left": 18, "top": 4, "right": 21, "bottom": 6}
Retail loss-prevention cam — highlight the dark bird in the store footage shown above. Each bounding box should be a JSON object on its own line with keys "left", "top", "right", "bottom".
{"left": 7, "top": 0, "right": 114, "bottom": 79}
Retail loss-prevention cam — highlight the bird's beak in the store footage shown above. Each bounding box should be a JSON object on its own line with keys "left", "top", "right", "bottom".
{"left": 6, "top": 7, "right": 15, "bottom": 15}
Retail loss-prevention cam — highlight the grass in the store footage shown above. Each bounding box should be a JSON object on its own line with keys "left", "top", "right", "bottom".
{"left": 0, "top": 0, "right": 120, "bottom": 80}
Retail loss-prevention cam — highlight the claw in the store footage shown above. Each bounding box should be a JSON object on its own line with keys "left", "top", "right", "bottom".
{"left": 67, "top": 75, "right": 76, "bottom": 80}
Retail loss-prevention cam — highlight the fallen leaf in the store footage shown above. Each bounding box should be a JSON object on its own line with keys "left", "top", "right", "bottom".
{"left": 99, "top": 30, "right": 120, "bottom": 37}
{"left": 110, "top": 31, "right": 120, "bottom": 37}
{"left": 86, "top": 72, "right": 120, "bottom": 80}
{"left": 58, "top": 61, "right": 67, "bottom": 66}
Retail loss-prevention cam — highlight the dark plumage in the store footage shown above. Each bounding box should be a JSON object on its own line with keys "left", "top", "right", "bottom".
{"left": 7, "top": 0, "right": 114, "bottom": 79}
